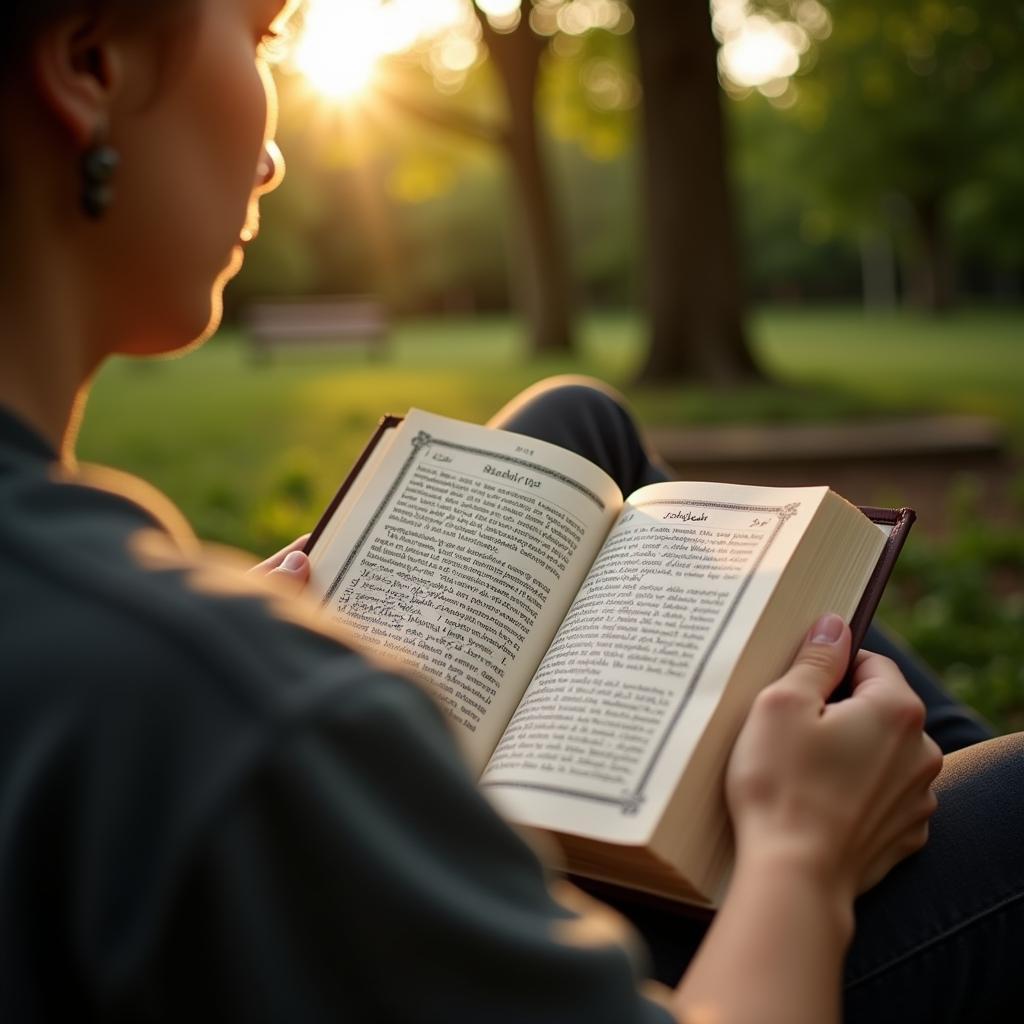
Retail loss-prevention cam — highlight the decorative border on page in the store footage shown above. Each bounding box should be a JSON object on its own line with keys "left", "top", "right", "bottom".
{"left": 481, "top": 498, "right": 800, "bottom": 816}
{"left": 322, "top": 429, "right": 607, "bottom": 606}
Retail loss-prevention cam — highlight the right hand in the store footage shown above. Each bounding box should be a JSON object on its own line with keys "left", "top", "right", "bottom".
{"left": 726, "top": 614, "right": 943, "bottom": 902}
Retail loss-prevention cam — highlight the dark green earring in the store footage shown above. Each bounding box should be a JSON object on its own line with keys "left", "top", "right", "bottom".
{"left": 81, "top": 137, "right": 120, "bottom": 219}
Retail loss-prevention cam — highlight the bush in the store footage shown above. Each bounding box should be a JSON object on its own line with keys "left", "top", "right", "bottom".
{"left": 880, "top": 477, "right": 1024, "bottom": 733}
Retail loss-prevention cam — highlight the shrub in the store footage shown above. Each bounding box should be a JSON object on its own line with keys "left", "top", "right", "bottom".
{"left": 880, "top": 476, "right": 1024, "bottom": 733}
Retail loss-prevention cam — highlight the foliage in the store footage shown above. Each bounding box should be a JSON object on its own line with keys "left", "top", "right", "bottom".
{"left": 730, "top": 91, "right": 864, "bottom": 300}
{"left": 748, "top": 0, "right": 1024, "bottom": 303}
{"left": 225, "top": 1, "right": 1024, "bottom": 314}
{"left": 538, "top": 17, "right": 639, "bottom": 161}
{"left": 881, "top": 478, "right": 1024, "bottom": 733}
{"left": 757, "top": 0, "right": 1024, "bottom": 215}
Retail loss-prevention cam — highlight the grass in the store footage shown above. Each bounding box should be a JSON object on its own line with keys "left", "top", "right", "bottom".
{"left": 77, "top": 306, "right": 1024, "bottom": 728}
{"left": 78, "top": 307, "right": 1024, "bottom": 554}
{"left": 753, "top": 308, "right": 1024, "bottom": 438}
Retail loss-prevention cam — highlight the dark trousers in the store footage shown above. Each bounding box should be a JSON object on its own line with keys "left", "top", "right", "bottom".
{"left": 492, "top": 377, "right": 1023, "bottom": 1023}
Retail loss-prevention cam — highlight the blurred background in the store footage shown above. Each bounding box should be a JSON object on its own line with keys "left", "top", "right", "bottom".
{"left": 80, "top": 0, "right": 1024, "bottom": 728}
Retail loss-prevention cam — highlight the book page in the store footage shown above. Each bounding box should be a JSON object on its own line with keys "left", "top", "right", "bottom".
{"left": 482, "top": 481, "right": 830, "bottom": 844}
{"left": 308, "top": 410, "right": 623, "bottom": 773}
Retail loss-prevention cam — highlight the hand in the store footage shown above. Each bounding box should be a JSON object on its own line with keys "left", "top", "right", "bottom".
{"left": 249, "top": 535, "right": 311, "bottom": 597}
{"left": 726, "top": 614, "right": 943, "bottom": 902}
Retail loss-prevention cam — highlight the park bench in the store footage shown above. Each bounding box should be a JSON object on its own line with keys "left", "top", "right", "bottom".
{"left": 244, "top": 296, "right": 390, "bottom": 361}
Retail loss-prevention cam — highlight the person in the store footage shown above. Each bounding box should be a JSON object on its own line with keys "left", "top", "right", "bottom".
{"left": 0, "top": 1, "right": 1020, "bottom": 1020}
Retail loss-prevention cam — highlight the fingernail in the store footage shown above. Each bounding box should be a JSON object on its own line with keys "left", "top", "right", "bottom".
{"left": 809, "top": 613, "right": 844, "bottom": 645}
{"left": 282, "top": 551, "right": 307, "bottom": 573}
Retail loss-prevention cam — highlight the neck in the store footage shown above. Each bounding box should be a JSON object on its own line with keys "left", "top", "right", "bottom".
{"left": 0, "top": 226, "right": 100, "bottom": 464}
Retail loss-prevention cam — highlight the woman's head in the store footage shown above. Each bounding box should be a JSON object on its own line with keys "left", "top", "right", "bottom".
{"left": 1, "top": 0, "right": 294, "bottom": 360}
{"left": 4, "top": 2, "right": 187, "bottom": 76}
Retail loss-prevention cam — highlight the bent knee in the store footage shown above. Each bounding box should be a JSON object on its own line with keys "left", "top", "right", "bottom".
{"left": 488, "top": 375, "right": 630, "bottom": 428}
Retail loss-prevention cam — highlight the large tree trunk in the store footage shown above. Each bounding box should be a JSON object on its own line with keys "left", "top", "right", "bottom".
{"left": 480, "top": 16, "right": 575, "bottom": 354}
{"left": 633, "top": 0, "right": 761, "bottom": 384}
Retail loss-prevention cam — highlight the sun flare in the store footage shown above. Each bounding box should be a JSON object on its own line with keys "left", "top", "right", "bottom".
{"left": 290, "top": 0, "right": 472, "bottom": 105}
{"left": 291, "top": 0, "right": 381, "bottom": 102}
{"left": 720, "top": 18, "right": 802, "bottom": 88}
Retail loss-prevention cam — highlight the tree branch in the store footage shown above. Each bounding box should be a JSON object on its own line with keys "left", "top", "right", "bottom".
{"left": 476, "top": 5, "right": 548, "bottom": 82}
{"left": 376, "top": 82, "right": 509, "bottom": 147}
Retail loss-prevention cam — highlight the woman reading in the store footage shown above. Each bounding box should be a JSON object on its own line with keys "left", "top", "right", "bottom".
{"left": 0, "top": 2, "right": 1020, "bottom": 1021}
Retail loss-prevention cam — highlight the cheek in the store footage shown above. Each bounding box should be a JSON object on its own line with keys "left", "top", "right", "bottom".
{"left": 107, "top": 43, "right": 271, "bottom": 351}
{"left": 187, "top": 48, "right": 270, "bottom": 234}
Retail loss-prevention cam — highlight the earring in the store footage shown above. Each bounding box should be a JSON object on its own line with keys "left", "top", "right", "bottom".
{"left": 81, "top": 134, "right": 120, "bottom": 220}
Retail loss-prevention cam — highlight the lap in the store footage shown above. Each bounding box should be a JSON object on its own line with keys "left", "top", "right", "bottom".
{"left": 843, "top": 732, "right": 1024, "bottom": 1022}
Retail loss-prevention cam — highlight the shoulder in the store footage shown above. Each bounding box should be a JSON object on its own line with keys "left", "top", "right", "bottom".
{"left": 0, "top": 452, "right": 451, "bottom": 831}
{"left": 0, "top": 441, "right": 446, "bottom": 720}
{"left": 0, "top": 454, "right": 436, "bottom": 741}
{"left": 0, "top": 458, "right": 464, "bottom": 989}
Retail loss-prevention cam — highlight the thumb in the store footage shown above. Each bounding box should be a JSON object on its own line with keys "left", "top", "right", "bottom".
{"left": 267, "top": 550, "right": 310, "bottom": 595}
{"left": 782, "top": 613, "right": 852, "bottom": 701}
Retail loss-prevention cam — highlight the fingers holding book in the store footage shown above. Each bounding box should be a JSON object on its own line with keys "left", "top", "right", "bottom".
{"left": 726, "top": 614, "right": 943, "bottom": 902}
{"left": 250, "top": 534, "right": 312, "bottom": 597}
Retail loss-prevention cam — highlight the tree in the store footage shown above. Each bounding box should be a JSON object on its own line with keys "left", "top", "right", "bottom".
{"left": 375, "top": 2, "right": 579, "bottom": 353}
{"left": 376, "top": 2, "right": 645, "bottom": 352}
{"left": 476, "top": 9, "right": 576, "bottom": 353}
{"left": 632, "top": 0, "right": 762, "bottom": 384}
{"left": 759, "top": 0, "right": 1024, "bottom": 311}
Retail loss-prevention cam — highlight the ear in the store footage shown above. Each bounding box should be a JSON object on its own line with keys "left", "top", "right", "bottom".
{"left": 30, "top": 14, "right": 125, "bottom": 147}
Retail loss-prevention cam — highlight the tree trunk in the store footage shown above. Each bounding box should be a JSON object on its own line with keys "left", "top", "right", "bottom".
{"left": 633, "top": 0, "right": 760, "bottom": 384}
{"left": 859, "top": 228, "right": 898, "bottom": 312}
{"left": 906, "top": 195, "right": 955, "bottom": 313}
{"left": 480, "top": 16, "right": 575, "bottom": 354}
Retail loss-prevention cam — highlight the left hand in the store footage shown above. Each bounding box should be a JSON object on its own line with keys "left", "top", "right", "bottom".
{"left": 250, "top": 535, "right": 312, "bottom": 596}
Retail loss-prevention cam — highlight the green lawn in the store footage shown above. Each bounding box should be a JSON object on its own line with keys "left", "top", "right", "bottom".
{"left": 754, "top": 308, "right": 1024, "bottom": 432}
{"left": 79, "top": 307, "right": 1024, "bottom": 554}
{"left": 77, "top": 306, "right": 1024, "bottom": 727}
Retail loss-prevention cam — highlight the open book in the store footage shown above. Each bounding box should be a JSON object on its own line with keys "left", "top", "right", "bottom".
{"left": 305, "top": 410, "right": 915, "bottom": 906}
